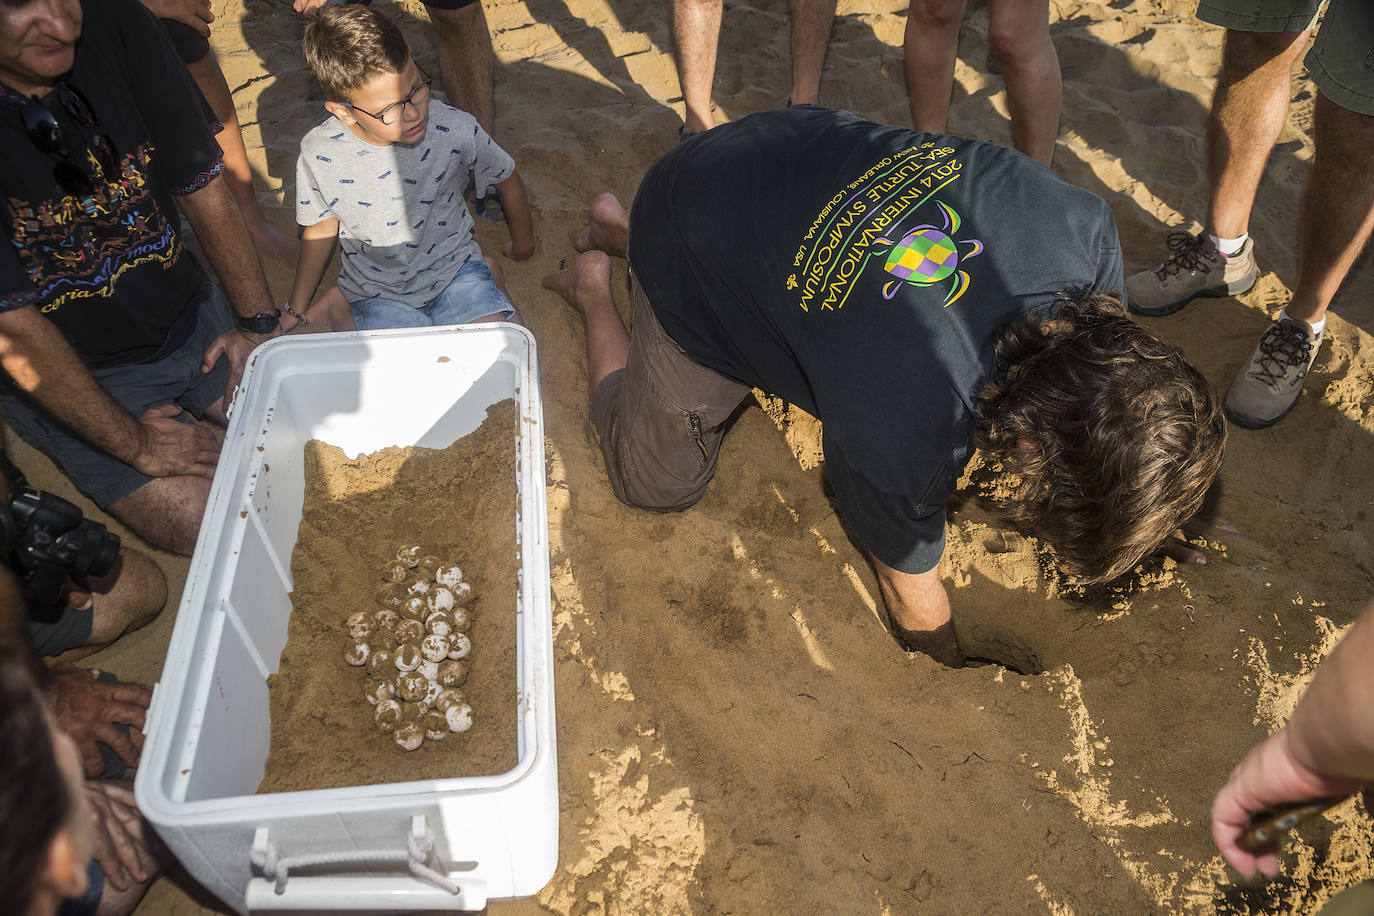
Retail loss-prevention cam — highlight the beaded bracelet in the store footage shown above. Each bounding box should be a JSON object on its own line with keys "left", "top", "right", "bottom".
{"left": 282, "top": 302, "right": 308, "bottom": 326}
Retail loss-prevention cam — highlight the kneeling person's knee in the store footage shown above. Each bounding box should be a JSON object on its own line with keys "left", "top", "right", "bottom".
{"left": 591, "top": 371, "right": 725, "bottom": 514}
{"left": 614, "top": 472, "right": 709, "bottom": 513}
{"left": 86, "top": 549, "right": 167, "bottom": 645}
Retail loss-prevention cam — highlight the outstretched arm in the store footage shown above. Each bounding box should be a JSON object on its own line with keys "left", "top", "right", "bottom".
{"left": 178, "top": 176, "right": 280, "bottom": 404}
{"left": 869, "top": 553, "right": 963, "bottom": 667}
{"left": 1212, "top": 602, "right": 1374, "bottom": 877}
{"left": 0, "top": 307, "right": 219, "bottom": 478}
{"left": 283, "top": 219, "right": 341, "bottom": 330}
{"left": 495, "top": 170, "right": 534, "bottom": 261}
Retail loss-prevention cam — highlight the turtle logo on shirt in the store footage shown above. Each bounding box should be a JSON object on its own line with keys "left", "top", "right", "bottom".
{"left": 869, "top": 200, "right": 983, "bottom": 306}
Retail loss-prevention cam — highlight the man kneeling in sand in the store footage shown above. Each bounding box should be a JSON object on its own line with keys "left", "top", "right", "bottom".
{"left": 545, "top": 106, "right": 1226, "bottom": 667}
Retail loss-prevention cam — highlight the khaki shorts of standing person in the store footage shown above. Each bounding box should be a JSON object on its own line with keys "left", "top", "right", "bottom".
{"left": 589, "top": 276, "right": 752, "bottom": 512}
{"left": 1196, "top": 0, "right": 1374, "bottom": 116}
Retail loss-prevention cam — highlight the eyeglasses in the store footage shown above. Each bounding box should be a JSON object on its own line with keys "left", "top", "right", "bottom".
{"left": 20, "top": 83, "right": 118, "bottom": 196}
{"left": 342, "top": 62, "right": 432, "bottom": 126}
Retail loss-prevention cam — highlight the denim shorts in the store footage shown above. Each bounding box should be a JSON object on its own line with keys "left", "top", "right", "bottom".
{"left": 0, "top": 286, "right": 233, "bottom": 507}
{"left": 1197, "top": 0, "right": 1374, "bottom": 115}
{"left": 350, "top": 259, "right": 515, "bottom": 330}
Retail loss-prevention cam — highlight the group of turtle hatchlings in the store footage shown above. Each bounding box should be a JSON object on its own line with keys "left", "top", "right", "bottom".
{"left": 343, "top": 545, "right": 477, "bottom": 751}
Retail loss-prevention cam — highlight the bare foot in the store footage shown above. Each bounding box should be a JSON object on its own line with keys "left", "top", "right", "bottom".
{"left": 542, "top": 250, "right": 612, "bottom": 314}
{"left": 570, "top": 193, "right": 629, "bottom": 257}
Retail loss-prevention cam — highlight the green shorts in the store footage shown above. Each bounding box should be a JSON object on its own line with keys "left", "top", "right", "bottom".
{"left": 1196, "top": 0, "right": 1374, "bottom": 115}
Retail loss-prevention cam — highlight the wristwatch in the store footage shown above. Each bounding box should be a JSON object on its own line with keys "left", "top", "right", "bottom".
{"left": 237, "top": 308, "right": 282, "bottom": 334}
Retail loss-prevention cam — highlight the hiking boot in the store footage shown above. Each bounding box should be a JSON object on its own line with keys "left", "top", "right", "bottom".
{"left": 1126, "top": 231, "right": 1258, "bottom": 317}
{"left": 1223, "top": 318, "right": 1324, "bottom": 429}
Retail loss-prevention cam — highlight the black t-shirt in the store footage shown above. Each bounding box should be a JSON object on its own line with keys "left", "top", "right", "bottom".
{"left": 0, "top": 0, "right": 223, "bottom": 368}
{"left": 630, "top": 107, "right": 1123, "bottom": 574}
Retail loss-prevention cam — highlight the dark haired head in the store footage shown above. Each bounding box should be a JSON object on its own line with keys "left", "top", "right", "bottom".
{"left": 975, "top": 291, "right": 1227, "bottom": 584}
{"left": 0, "top": 636, "right": 71, "bottom": 913}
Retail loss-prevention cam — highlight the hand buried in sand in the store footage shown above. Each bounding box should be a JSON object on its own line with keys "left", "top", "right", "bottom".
{"left": 1161, "top": 515, "right": 1248, "bottom": 566}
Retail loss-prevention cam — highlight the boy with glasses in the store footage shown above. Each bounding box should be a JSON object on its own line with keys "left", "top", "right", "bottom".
{"left": 287, "top": 4, "right": 533, "bottom": 331}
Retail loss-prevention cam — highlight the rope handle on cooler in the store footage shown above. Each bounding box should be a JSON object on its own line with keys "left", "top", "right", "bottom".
{"left": 249, "top": 815, "right": 460, "bottom": 896}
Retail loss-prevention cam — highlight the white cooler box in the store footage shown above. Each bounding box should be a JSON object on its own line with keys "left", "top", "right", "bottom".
{"left": 134, "top": 325, "right": 556, "bottom": 914}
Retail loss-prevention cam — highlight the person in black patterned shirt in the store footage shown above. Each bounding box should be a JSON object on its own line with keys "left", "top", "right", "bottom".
{"left": 0, "top": 0, "right": 283, "bottom": 555}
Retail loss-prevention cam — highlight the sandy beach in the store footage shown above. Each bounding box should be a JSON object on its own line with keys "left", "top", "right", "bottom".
{"left": 17, "top": 0, "right": 1374, "bottom": 911}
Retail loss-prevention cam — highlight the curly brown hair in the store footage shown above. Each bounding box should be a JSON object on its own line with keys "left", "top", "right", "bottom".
{"left": 975, "top": 291, "right": 1226, "bottom": 584}
{"left": 303, "top": 4, "right": 411, "bottom": 103}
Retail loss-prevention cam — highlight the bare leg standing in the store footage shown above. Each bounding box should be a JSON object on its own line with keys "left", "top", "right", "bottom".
{"left": 788, "top": 0, "right": 836, "bottom": 107}
{"left": 986, "top": 0, "right": 1060, "bottom": 165}
{"left": 1282, "top": 93, "right": 1374, "bottom": 325}
{"left": 427, "top": 2, "right": 496, "bottom": 136}
{"left": 1206, "top": 29, "right": 1311, "bottom": 239}
{"left": 670, "top": 0, "right": 723, "bottom": 135}
{"left": 904, "top": 0, "right": 965, "bottom": 135}
{"left": 1210, "top": 31, "right": 1374, "bottom": 429}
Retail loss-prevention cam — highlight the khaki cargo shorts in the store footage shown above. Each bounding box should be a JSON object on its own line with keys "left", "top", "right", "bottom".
{"left": 1196, "top": 0, "right": 1374, "bottom": 115}
{"left": 589, "top": 274, "right": 751, "bottom": 512}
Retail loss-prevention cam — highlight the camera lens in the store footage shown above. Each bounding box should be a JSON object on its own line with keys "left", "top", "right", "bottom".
{"left": 63, "top": 520, "right": 120, "bottom": 579}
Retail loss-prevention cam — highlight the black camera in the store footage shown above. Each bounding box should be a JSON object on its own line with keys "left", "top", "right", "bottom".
{"left": 0, "top": 453, "right": 120, "bottom": 621}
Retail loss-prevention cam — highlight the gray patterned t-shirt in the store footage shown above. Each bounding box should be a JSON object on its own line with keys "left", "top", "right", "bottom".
{"left": 295, "top": 101, "right": 514, "bottom": 309}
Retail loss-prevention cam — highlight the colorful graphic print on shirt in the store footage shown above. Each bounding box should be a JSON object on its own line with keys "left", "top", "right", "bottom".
{"left": 7, "top": 144, "right": 182, "bottom": 313}
{"left": 787, "top": 141, "right": 981, "bottom": 312}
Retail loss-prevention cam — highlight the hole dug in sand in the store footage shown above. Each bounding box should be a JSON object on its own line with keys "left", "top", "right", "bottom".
{"left": 958, "top": 624, "right": 1046, "bottom": 676}
{"left": 944, "top": 571, "right": 1055, "bottom": 676}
